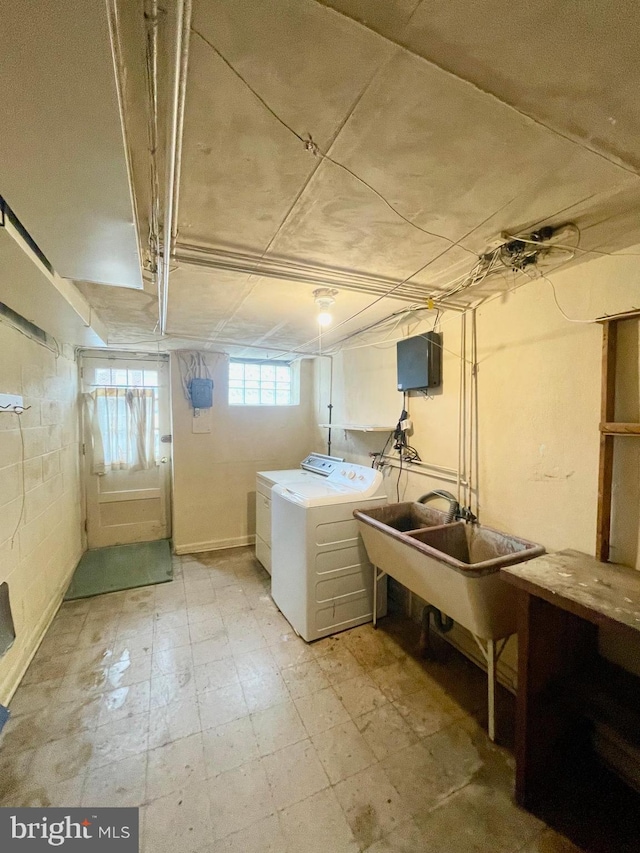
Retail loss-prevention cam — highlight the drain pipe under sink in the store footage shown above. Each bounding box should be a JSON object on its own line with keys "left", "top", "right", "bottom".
{"left": 419, "top": 605, "right": 454, "bottom": 656}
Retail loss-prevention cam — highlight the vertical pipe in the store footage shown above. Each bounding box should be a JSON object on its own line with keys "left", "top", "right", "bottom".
{"left": 457, "top": 313, "right": 464, "bottom": 504}
{"left": 460, "top": 312, "right": 468, "bottom": 507}
{"left": 487, "top": 638, "right": 496, "bottom": 742}
{"left": 472, "top": 308, "right": 480, "bottom": 518}
{"left": 467, "top": 313, "right": 473, "bottom": 510}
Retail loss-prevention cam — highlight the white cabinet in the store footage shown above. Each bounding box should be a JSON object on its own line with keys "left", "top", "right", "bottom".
{"left": 255, "top": 475, "right": 272, "bottom": 574}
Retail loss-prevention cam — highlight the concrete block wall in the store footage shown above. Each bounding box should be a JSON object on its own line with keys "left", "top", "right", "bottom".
{"left": 0, "top": 321, "right": 83, "bottom": 705}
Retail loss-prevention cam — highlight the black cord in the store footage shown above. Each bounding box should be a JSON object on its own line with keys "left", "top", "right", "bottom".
{"left": 401, "top": 444, "right": 421, "bottom": 462}
{"left": 396, "top": 447, "right": 403, "bottom": 501}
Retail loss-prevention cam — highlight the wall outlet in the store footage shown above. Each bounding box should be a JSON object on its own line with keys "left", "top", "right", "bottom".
{"left": 0, "top": 393, "right": 24, "bottom": 412}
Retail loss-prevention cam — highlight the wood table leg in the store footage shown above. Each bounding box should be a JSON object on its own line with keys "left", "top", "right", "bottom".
{"left": 515, "top": 590, "right": 598, "bottom": 809}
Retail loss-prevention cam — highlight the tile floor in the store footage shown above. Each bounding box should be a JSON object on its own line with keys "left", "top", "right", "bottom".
{"left": 0, "top": 547, "right": 583, "bottom": 852}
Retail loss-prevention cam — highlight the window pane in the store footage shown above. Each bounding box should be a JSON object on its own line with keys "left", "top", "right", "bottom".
{"left": 261, "top": 365, "right": 275, "bottom": 382}
{"left": 143, "top": 370, "right": 158, "bottom": 387}
{"left": 229, "top": 360, "right": 293, "bottom": 406}
{"left": 95, "top": 368, "right": 111, "bottom": 385}
{"left": 113, "top": 369, "right": 127, "bottom": 386}
{"left": 129, "top": 369, "right": 143, "bottom": 387}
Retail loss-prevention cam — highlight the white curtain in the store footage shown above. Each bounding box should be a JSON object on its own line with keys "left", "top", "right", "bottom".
{"left": 85, "top": 388, "right": 157, "bottom": 474}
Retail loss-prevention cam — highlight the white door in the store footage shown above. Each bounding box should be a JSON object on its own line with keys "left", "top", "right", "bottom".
{"left": 81, "top": 352, "right": 171, "bottom": 548}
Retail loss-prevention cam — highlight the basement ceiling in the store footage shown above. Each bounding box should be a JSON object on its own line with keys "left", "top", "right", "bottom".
{"left": 75, "top": 0, "right": 640, "bottom": 354}
{"left": 0, "top": 0, "right": 142, "bottom": 289}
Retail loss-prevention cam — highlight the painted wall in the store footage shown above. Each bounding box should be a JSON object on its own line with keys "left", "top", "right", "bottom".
{"left": 0, "top": 321, "right": 83, "bottom": 705}
{"left": 171, "top": 352, "right": 318, "bottom": 554}
{"left": 318, "top": 249, "right": 640, "bottom": 679}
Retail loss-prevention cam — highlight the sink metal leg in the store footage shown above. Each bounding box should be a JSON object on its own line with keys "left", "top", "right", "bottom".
{"left": 372, "top": 567, "right": 385, "bottom": 629}
{"left": 373, "top": 564, "right": 378, "bottom": 628}
{"left": 472, "top": 635, "right": 510, "bottom": 743}
{"left": 487, "top": 639, "right": 496, "bottom": 742}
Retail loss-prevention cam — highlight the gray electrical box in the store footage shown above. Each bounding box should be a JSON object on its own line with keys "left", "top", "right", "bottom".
{"left": 397, "top": 332, "right": 442, "bottom": 391}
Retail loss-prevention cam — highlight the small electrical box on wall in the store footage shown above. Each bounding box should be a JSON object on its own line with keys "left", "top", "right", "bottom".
{"left": 397, "top": 332, "right": 442, "bottom": 391}
{"left": 190, "top": 378, "right": 214, "bottom": 409}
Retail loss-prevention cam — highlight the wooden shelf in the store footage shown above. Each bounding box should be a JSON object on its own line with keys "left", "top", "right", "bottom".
{"left": 318, "top": 424, "right": 394, "bottom": 432}
{"left": 600, "top": 422, "right": 640, "bottom": 436}
{"left": 596, "top": 313, "right": 640, "bottom": 561}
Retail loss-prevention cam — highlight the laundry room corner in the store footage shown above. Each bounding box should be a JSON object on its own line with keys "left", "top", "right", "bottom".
{"left": 170, "top": 351, "right": 318, "bottom": 555}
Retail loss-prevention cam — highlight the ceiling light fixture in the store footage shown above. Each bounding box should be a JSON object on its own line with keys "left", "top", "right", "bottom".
{"left": 313, "top": 288, "right": 338, "bottom": 327}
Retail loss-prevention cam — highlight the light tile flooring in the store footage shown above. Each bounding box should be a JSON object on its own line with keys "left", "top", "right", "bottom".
{"left": 0, "top": 547, "right": 583, "bottom": 853}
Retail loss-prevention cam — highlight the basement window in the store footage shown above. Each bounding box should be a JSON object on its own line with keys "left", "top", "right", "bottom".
{"left": 93, "top": 368, "right": 158, "bottom": 387}
{"left": 228, "top": 359, "right": 293, "bottom": 406}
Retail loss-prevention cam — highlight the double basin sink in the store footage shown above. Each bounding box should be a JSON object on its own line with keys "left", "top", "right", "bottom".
{"left": 353, "top": 502, "right": 544, "bottom": 641}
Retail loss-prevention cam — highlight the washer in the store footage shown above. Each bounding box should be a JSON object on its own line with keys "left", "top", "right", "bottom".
{"left": 255, "top": 453, "right": 343, "bottom": 574}
{"left": 271, "top": 461, "right": 388, "bottom": 641}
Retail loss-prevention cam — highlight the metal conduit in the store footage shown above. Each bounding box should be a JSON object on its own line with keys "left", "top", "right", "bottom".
{"left": 160, "top": 0, "right": 192, "bottom": 335}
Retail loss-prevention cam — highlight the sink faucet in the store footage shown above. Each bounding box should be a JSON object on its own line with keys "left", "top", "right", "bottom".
{"left": 416, "top": 490, "right": 477, "bottom": 524}
{"left": 417, "top": 490, "right": 459, "bottom": 523}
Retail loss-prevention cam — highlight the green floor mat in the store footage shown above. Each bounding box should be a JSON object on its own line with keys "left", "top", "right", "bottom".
{"left": 64, "top": 539, "right": 173, "bottom": 600}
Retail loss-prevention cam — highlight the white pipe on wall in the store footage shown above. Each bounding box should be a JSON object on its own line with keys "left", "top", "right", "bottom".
{"left": 160, "top": 0, "right": 192, "bottom": 335}
{"left": 471, "top": 308, "right": 480, "bottom": 517}
{"left": 144, "top": 0, "right": 160, "bottom": 276}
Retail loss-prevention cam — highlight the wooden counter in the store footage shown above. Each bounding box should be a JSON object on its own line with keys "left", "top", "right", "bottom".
{"left": 501, "top": 550, "right": 640, "bottom": 810}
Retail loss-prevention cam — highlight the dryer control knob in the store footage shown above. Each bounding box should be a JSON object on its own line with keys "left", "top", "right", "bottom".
{"left": 347, "top": 470, "right": 356, "bottom": 480}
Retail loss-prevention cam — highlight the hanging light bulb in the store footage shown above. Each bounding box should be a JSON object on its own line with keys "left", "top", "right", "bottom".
{"left": 313, "top": 288, "right": 338, "bottom": 327}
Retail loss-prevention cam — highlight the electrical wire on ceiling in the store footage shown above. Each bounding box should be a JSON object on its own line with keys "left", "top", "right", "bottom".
{"left": 185, "top": 27, "right": 606, "bottom": 354}
{"left": 263, "top": 244, "right": 507, "bottom": 360}
{"left": 150, "top": 16, "right": 640, "bottom": 361}
{"left": 190, "top": 26, "right": 478, "bottom": 255}
{"left": 503, "top": 227, "right": 640, "bottom": 259}
{"left": 540, "top": 273, "right": 594, "bottom": 324}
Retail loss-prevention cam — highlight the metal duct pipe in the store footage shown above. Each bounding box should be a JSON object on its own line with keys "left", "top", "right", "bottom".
{"left": 160, "top": 0, "right": 193, "bottom": 335}
{"left": 144, "top": 0, "right": 160, "bottom": 275}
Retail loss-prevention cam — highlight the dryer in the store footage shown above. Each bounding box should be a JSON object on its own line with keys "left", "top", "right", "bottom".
{"left": 255, "top": 453, "right": 343, "bottom": 574}
{"left": 271, "top": 461, "right": 388, "bottom": 641}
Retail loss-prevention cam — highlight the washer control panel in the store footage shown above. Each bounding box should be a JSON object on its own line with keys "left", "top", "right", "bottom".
{"left": 300, "top": 452, "right": 344, "bottom": 476}
{"left": 327, "top": 462, "right": 381, "bottom": 492}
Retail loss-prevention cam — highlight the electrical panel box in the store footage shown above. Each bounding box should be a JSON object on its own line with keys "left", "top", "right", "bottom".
{"left": 397, "top": 332, "right": 442, "bottom": 391}
{"left": 190, "top": 377, "right": 214, "bottom": 409}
